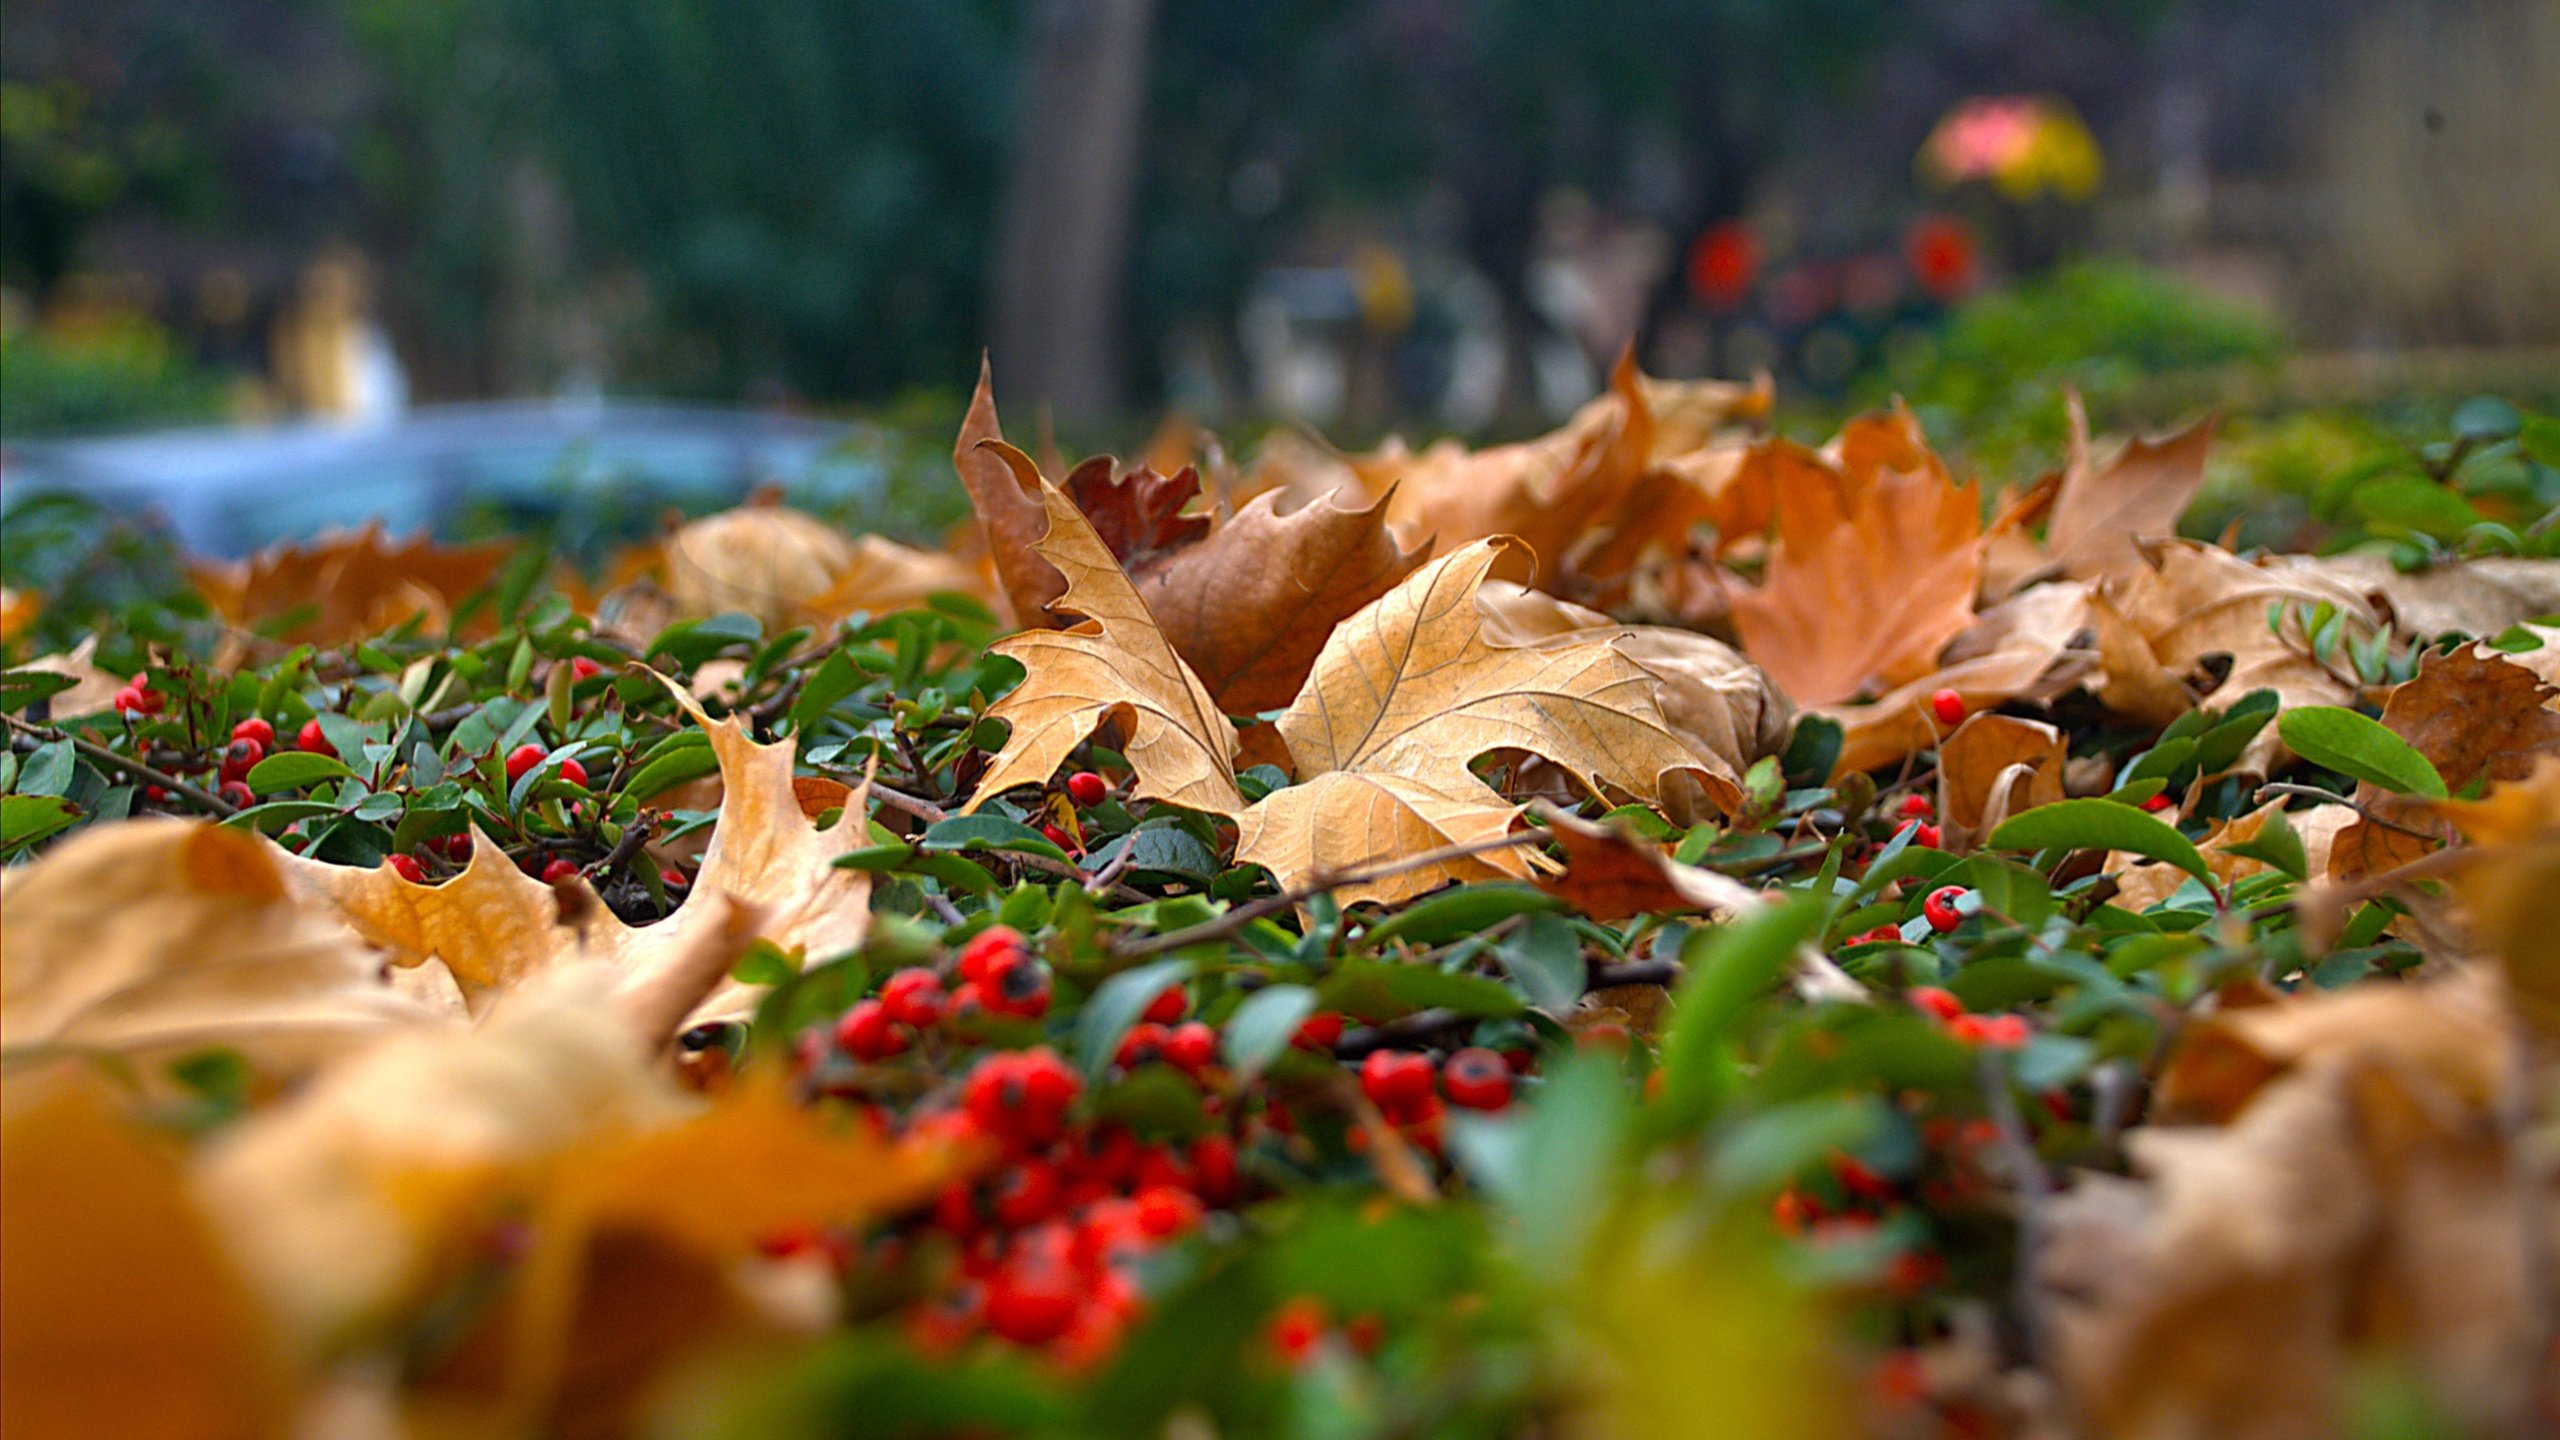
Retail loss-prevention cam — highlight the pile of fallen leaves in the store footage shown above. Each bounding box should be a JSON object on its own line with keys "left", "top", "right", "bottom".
{"left": 4, "top": 359, "right": 2558, "bottom": 1440}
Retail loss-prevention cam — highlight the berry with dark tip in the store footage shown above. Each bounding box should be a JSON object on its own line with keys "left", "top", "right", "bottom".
{"left": 1923, "top": 885, "right": 1968, "bottom": 933}
{"left": 1440, "top": 1047, "right": 1514, "bottom": 1110}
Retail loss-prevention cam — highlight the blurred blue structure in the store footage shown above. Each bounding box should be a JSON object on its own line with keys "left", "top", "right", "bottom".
{"left": 0, "top": 401, "right": 882, "bottom": 557}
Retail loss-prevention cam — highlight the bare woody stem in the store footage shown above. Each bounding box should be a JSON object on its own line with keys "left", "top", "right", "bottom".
{"left": 2, "top": 712, "right": 240, "bottom": 817}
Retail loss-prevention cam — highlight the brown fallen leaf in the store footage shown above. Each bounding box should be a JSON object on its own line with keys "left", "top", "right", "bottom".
{"left": 955, "top": 356, "right": 1066, "bottom": 628}
{"left": 283, "top": 682, "right": 870, "bottom": 1023}
{"left": 2109, "top": 801, "right": 2349, "bottom": 915}
{"left": 1825, "top": 580, "right": 2098, "bottom": 778}
{"left": 2094, "top": 539, "right": 2380, "bottom": 772}
{"left": 1933, "top": 714, "right": 2066, "bottom": 849}
{"left": 663, "top": 502, "right": 981, "bottom": 632}
{"left": 2327, "top": 644, "right": 2560, "bottom": 881}
{"left": 2270, "top": 550, "right": 2560, "bottom": 642}
{"left": 1375, "top": 356, "right": 1657, "bottom": 588}
{"left": 1476, "top": 579, "right": 1792, "bottom": 819}
{"left": 13, "top": 635, "right": 126, "bottom": 719}
{"left": 1061, "top": 454, "right": 1211, "bottom": 571}
{"left": 1725, "top": 426, "right": 1984, "bottom": 706}
{"left": 1236, "top": 538, "right": 1709, "bottom": 905}
{"left": 2421, "top": 756, "right": 2560, "bottom": 1033}
{"left": 1531, "top": 806, "right": 1760, "bottom": 923}
{"left": 193, "top": 523, "right": 513, "bottom": 647}
{"left": 1134, "top": 481, "right": 1429, "bottom": 715}
{"left": 2040, "top": 396, "right": 2216, "bottom": 584}
{"left": 2044, "top": 970, "right": 2542, "bottom": 1440}
{"left": 1, "top": 819, "right": 439, "bottom": 1075}
{"left": 967, "top": 443, "right": 1246, "bottom": 818}
{"left": 189, "top": 962, "right": 706, "bottom": 1354}
{"left": 3, "top": 1074, "right": 291, "bottom": 1440}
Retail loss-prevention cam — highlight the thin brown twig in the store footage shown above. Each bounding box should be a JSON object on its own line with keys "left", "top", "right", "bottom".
{"left": 2255, "top": 781, "right": 2438, "bottom": 841}
{"left": 2, "top": 712, "right": 239, "bottom": 816}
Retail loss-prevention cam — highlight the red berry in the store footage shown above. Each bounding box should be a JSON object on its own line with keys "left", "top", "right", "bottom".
{"left": 297, "top": 719, "right": 337, "bottom": 758}
{"left": 1359, "top": 1050, "right": 1435, "bottom": 1112}
{"left": 959, "top": 925, "right": 1024, "bottom": 985}
{"left": 1040, "top": 821, "right": 1078, "bottom": 855}
{"left": 1190, "top": 1134, "right": 1239, "bottom": 1204}
{"left": 387, "top": 853, "right": 427, "bottom": 883}
{"left": 1850, "top": 924, "right": 1902, "bottom": 945}
{"left": 981, "top": 952, "right": 1053, "bottom": 1019}
{"left": 1896, "top": 792, "right": 1934, "bottom": 819}
{"left": 1133, "top": 1185, "right": 1202, "bottom": 1238}
{"left": 220, "top": 737, "right": 265, "bottom": 783}
{"left": 1265, "top": 1296, "right": 1328, "bottom": 1365}
{"left": 504, "top": 744, "right": 547, "bottom": 781}
{"left": 1116, "top": 1022, "right": 1171, "bottom": 1069}
{"left": 945, "top": 980, "right": 988, "bottom": 1020}
{"left": 230, "top": 717, "right": 276, "bottom": 749}
{"left": 1923, "top": 885, "right": 1968, "bottom": 933}
{"left": 1161, "top": 1021, "right": 1217, "bottom": 1074}
{"left": 834, "top": 1000, "right": 908, "bottom": 1061}
{"left": 1141, "top": 984, "right": 1186, "bottom": 1024}
{"left": 557, "top": 756, "right": 588, "bottom": 788}
{"left": 985, "top": 1248, "right": 1082, "bottom": 1344}
{"left": 964, "top": 1048, "right": 1080, "bottom": 1146}
{"left": 1928, "top": 688, "right": 1966, "bottom": 728}
{"left": 1440, "top": 1047, "right": 1513, "bottom": 1111}
{"left": 569, "top": 656, "right": 603, "bottom": 682}
{"left": 540, "top": 857, "right": 580, "bottom": 884}
{"left": 1292, "top": 1011, "right": 1345, "bottom": 1051}
{"left": 112, "top": 686, "right": 148, "bottom": 716}
{"left": 1771, "top": 1186, "right": 1821, "bottom": 1234}
{"left": 216, "top": 780, "right": 255, "bottom": 809}
{"left": 879, "top": 968, "right": 947, "bottom": 1027}
{"left": 2142, "top": 791, "right": 2174, "bottom": 812}
{"left": 1946, "top": 1014, "right": 1994, "bottom": 1046}
{"left": 1909, "top": 986, "right": 1965, "bottom": 1022}
{"left": 1978, "top": 1013, "right": 2031, "bottom": 1049}
{"left": 1066, "top": 770, "right": 1108, "bottom": 807}
{"left": 1913, "top": 822, "right": 1942, "bottom": 849}
{"left": 990, "top": 1160, "right": 1062, "bottom": 1227}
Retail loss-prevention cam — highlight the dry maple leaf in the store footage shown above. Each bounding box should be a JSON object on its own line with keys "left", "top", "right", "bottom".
{"left": 1134, "top": 482, "right": 1430, "bottom": 715}
{"left": 282, "top": 679, "right": 872, "bottom": 1023}
{"left": 2094, "top": 539, "right": 2380, "bottom": 772}
{"left": 2038, "top": 394, "right": 2216, "bottom": 584}
{"left": 2327, "top": 644, "right": 2560, "bottom": 881}
{"left": 1234, "top": 538, "right": 1710, "bottom": 905}
{"left": 967, "top": 443, "right": 1246, "bottom": 818}
{"left": 0, "top": 819, "right": 441, "bottom": 1073}
{"left": 1531, "top": 806, "right": 1759, "bottom": 923}
{"left": 192, "top": 522, "right": 513, "bottom": 647}
{"left": 1723, "top": 420, "right": 1984, "bottom": 707}
{"left": 1475, "top": 578, "right": 1791, "bottom": 820}
{"left": 1823, "top": 580, "right": 2098, "bottom": 779}
{"left": 2043, "top": 969, "right": 2540, "bottom": 1440}
{"left": 955, "top": 355, "right": 1067, "bottom": 627}
{"left": 661, "top": 501, "right": 983, "bottom": 633}
{"left": 2421, "top": 755, "right": 2560, "bottom": 1032}
{"left": 2269, "top": 550, "right": 2560, "bottom": 642}
{"left": 13, "top": 635, "right": 126, "bottom": 719}
{"left": 1061, "top": 453, "right": 1211, "bottom": 570}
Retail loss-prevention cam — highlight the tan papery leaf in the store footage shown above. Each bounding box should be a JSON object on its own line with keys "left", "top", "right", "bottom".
{"left": 966, "top": 442, "right": 1245, "bottom": 818}
{"left": 193, "top": 523, "right": 512, "bottom": 647}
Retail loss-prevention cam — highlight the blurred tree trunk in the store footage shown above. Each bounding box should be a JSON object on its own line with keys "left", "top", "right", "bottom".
{"left": 990, "top": 0, "right": 1155, "bottom": 427}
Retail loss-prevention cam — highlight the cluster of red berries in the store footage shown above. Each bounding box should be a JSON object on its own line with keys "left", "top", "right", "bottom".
{"left": 1907, "top": 984, "right": 2030, "bottom": 1049}
{"left": 1892, "top": 791, "right": 1943, "bottom": 849}
{"left": 829, "top": 927, "right": 1054, "bottom": 1063}
{"left": 1772, "top": 1151, "right": 1944, "bottom": 1297}
{"left": 892, "top": 1036, "right": 1234, "bottom": 1363}
{"left": 503, "top": 742, "right": 588, "bottom": 789}
{"left": 1262, "top": 1295, "right": 1386, "bottom": 1367}
{"left": 110, "top": 673, "right": 163, "bottom": 718}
